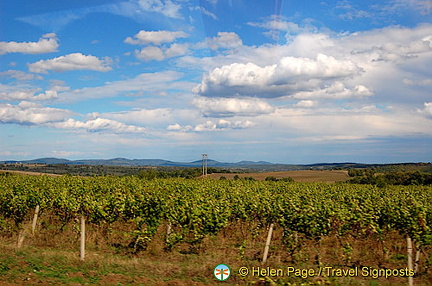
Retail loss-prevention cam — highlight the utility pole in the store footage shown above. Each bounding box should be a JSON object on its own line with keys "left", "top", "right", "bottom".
{"left": 202, "top": 154, "right": 208, "bottom": 176}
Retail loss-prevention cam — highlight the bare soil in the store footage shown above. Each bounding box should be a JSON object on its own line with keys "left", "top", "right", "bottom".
{"left": 207, "top": 170, "right": 350, "bottom": 182}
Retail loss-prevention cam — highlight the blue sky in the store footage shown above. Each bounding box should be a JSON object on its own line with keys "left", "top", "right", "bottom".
{"left": 1, "top": 0, "right": 431, "bottom": 164}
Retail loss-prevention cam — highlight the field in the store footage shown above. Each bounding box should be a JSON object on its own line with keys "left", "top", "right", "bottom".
{"left": 0, "top": 170, "right": 61, "bottom": 177}
{"left": 1, "top": 173, "right": 432, "bottom": 285}
{"left": 207, "top": 170, "right": 350, "bottom": 183}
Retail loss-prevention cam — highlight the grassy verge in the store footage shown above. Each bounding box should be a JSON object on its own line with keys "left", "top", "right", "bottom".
{"left": 1, "top": 221, "right": 432, "bottom": 285}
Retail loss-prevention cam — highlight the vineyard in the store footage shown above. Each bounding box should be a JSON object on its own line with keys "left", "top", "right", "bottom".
{"left": 1, "top": 173, "right": 432, "bottom": 285}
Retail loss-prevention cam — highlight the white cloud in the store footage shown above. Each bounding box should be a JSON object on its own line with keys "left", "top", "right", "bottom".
{"left": 167, "top": 118, "right": 256, "bottom": 132}
{"left": 193, "top": 119, "right": 255, "bottom": 131}
{"left": 101, "top": 108, "right": 173, "bottom": 125}
{"left": 335, "top": 2, "right": 374, "bottom": 20}
{"left": 34, "top": 90, "right": 59, "bottom": 100}
{"left": 0, "top": 101, "right": 146, "bottom": 134}
{"left": 249, "top": 19, "right": 300, "bottom": 31}
{"left": 202, "top": 32, "right": 243, "bottom": 50}
{"left": 49, "top": 80, "right": 70, "bottom": 92}
{"left": 137, "top": 0, "right": 183, "bottom": 19}
{"left": 379, "top": 0, "right": 432, "bottom": 15}
{"left": 190, "top": 6, "right": 217, "bottom": 20}
{"left": 135, "top": 43, "right": 188, "bottom": 61}
{"left": 294, "top": 100, "right": 316, "bottom": 108}
{"left": 50, "top": 118, "right": 146, "bottom": 133}
{"left": 374, "top": 36, "right": 432, "bottom": 61}
{"left": 290, "top": 82, "right": 373, "bottom": 99}
{"left": 135, "top": 46, "right": 165, "bottom": 61}
{"left": 165, "top": 43, "right": 189, "bottom": 58}
{"left": 335, "top": 24, "right": 432, "bottom": 61}
{"left": 0, "top": 34, "right": 58, "bottom": 55}
{"left": 193, "top": 53, "right": 361, "bottom": 98}
{"left": 167, "top": 123, "right": 193, "bottom": 131}
{"left": 192, "top": 97, "right": 275, "bottom": 117}
{"left": 16, "top": 1, "right": 183, "bottom": 31}
{"left": 59, "top": 71, "right": 191, "bottom": 101}
{"left": 28, "top": 53, "right": 112, "bottom": 73}
{"left": 0, "top": 70, "right": 43, "bottom": 81}
{"left": 417, "top": 102, "right": 432, "bottom": 116}
{"left": 0, "top": 85, "right": 58, "bottom": 101}
{"left": 247, "top": 15, "right": 321, "bottom": 41}
{"left": 257, "top": 105, "right": 432, "bottom": 139}
{"left": 125, "top": 30, "right": 188, "bottom": 45}
{"left": 0, "top": 101, "right": 72, "bottom": 124}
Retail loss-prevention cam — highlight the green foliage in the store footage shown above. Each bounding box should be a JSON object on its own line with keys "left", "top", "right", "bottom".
{"left": 0, "top": 174, "right": 432, "bottom": 253}
{"left": 137, "top": 167, "right": 202, "bottom": 179}
{"left": 265, "top": 176, "right": 294, "bottom": 182}
{"left": 348, "top": 170, "right": 432, "bottom": 186}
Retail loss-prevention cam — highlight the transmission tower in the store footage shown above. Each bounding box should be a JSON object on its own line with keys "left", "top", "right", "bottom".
{"left": 202, "top": 154, "right": 208, "bottom": 176}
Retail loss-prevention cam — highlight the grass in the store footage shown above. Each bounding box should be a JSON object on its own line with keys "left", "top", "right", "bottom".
{"left": 1, "top": 219, "right": 432, "bottom": 285}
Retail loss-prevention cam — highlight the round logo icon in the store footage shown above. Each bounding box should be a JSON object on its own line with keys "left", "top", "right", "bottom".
{"left": 214, "top": 264, "right": 231, "bottom": 281}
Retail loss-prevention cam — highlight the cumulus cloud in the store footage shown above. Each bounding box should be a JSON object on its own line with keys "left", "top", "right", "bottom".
{"left": 28, "top": 53, "right": 112, "bottom": 73}
{"left": 168, "top": 119, "right": 255, "bottom": 132}
{"left": 135, "top": 46, "right": 165, "bottom": 61}
{"left": 135, "top": 43, "right": 188, "bottom": 61}
{"left": 290, "top": 82, "right": 373, "bottom": 99}
{"left": 335, "top": 24, "right": 432, "bottom": 62}
{"left": 294, "top": 100, "right": 316, "bottom": 108}
{"left": 0, "top": 101, "right": 72, "bottom": 124}
{"left": 194, "top": 119, "right": 255, "bottom": 131}
{"left": 193, "top": 53, "right": 362, "bottom": 97}
{"left": 192, "top": 97, "right": 275, "bottom": 117}
{"left": 0, "top": 101, "right": 145, "bottom": 134}
{"left": 50, "top": 118, "right": 146, "bottom": 133}
{"left": 202, "top": 32, "right": 243, "bottom": 50}
{"left": 417, "top": 102, "right": 432, "bottom": 116}
{"left": 0, "top": 86, "right": 58, "bottom": 101}
{"left": 0, "top": 33, "right": 58, "bottom": 55}
{"left": 374, "top": 36, "right": 432, "bottom": 61}
{"left": 125, "top": 30, "right": 188, "bottom": 45}
{"left": 167, "top": 123, "right": 193, "bottom": 131}
{"left": 167, "top": 119, "right": 255, "bottom": 132}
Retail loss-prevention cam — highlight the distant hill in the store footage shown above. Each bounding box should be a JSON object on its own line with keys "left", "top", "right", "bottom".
{"left": 1, "top": 157, "right": 276, "bottom": 169}
{"left": 1, "top": 157, "right": 430, "bottom": 172}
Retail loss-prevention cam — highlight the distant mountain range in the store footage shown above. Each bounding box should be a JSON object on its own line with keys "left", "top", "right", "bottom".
{"left": 1, "top": 157, "right": 276, "bottom": 167}
{"left": 0, "top": 157, "right": 393, "bottom": 171}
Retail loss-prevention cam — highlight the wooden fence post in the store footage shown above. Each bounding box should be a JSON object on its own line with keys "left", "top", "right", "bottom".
{"left": 262, "top": 223, "right": 274, "bottom": 264}
{"left": 31, "top": 205, "right": 40, "bottom": 235}
{"left": 80, "top": 216, "right": 85, "bottom": 261}
{"left": 407, "top": 236, "right": 413, "bottom": 286}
